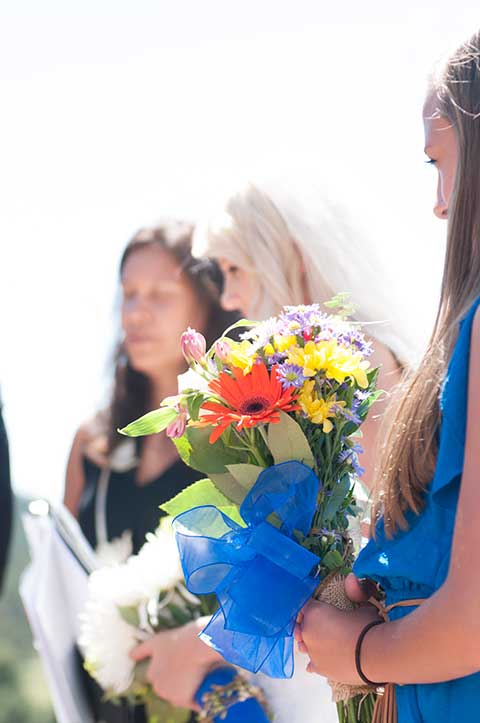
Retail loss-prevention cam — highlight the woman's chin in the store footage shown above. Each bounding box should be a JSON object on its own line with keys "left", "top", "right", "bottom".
{"left": 128, "top": 352, "right": 180, "bottom": 379}
{"left": 127, "top": 354, "right": 157, "bottom": 377}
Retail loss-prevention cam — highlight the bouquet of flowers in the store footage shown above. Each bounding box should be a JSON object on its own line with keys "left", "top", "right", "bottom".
{"left": 78, "top": 519, "right": 271, "bottom": 723}
{"left": 121, "top": 299, "right": 382, "bottom": 723}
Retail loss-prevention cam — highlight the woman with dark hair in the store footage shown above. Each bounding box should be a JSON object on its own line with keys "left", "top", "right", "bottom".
{"left": 64, "top": 221, "right": 236, "bottom": 722}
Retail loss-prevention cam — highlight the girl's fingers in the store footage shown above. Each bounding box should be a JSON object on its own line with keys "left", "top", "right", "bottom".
{"left": 129, "top": 640, "right": 152, "bottom": 661}
{"left": 344, "top": 573, "right": 376, "bottom": 603}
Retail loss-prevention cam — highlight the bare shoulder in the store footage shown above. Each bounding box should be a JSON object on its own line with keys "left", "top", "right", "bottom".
{"left": 471, "top": 304, "right": 480, "bottom": 347}
{"left": 64, "top": 411, "right": 109, "bottom": 515}
{"left": 77, "top": 411, "right": 109, "bottom": 464}
{"left": 466, "top": 306, "right": 480, "bottom": 400}
{"left": 69, "top": 414, "right": 106, "bottom": 458}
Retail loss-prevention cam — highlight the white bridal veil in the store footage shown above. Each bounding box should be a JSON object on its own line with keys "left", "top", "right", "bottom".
{"left": 254, "top": 174, "right": 427, "bottom": 368}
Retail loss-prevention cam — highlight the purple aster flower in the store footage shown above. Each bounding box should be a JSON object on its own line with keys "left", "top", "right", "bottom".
{"left": 241, "top": 316, "right": 287, "bottom": 347}
{"left": 352, "top": 459, "right": 365, "bottom": 477}
{"left": 276, "top": 363, "right": 308, "bottom": 389}
{"left": 338, "top": 448, "right": 353, "bottom": 464}
{"left": 338, "top": 406, "right": 362, "bottom": 425}
{"left": 336, "top": 327, "right": 373, "bottom": 357}
{"left": 354, "top": 389, "right": 371, "bottom": 402}
{"left": 266, "top": 352, "right": 288, "bottom": 365}
{"left": 280, "top": 304, "right": 327, "bottom": 331}
{"left": 338, "top": 398, "right": 363, "bottom": 425}
{"left": 318, "top": 527, "right": 343, "bottom": 542}
{"left": 338, "top": 444, "right": 365, "bottom": 477}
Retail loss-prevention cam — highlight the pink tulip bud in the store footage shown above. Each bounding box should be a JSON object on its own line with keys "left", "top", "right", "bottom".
{"left": 181, "top": 328, "right": 207, "bottom": 364}
{"left": 166, "top": 406, "right": 188, "bottom": 439}
{"left": 214, "top": 339, "right": 231, "bottom": 363}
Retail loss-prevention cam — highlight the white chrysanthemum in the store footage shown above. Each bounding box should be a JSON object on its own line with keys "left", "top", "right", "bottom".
{"left": 96, "top": 530, "right": 134, "bottom": 567}
{"left": 126, "top": 524, "right": 183, "bottom": 602}
{"left": 78, "top": 595, "right": 140, "bottom": 695}
{"left": 79, "top": 520, "right": 185, "bottom": 696}
{"left": 88, "top": 557, "right": 145, "bottom": 606}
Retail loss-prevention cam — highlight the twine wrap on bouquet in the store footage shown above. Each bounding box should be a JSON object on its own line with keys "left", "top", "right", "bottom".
{"left": 315, "top": 572, "right": 373, "bottom": 703}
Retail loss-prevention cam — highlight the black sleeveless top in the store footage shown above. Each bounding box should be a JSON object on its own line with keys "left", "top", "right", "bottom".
{"left": 78, "top": 447, "right": 201, "bottom": 554}
{"left": 77, "top": 442, "right": 200, "bottom": 723}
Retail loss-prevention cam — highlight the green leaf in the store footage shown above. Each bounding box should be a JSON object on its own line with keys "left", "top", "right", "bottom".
{"left": 206, "top": 318, "right": 259, "bottom": 359}
{"left": 186, "top": 393, "right": 205, "bottom": 422}
{"left": 160, "top": 478, "right": 244, "bottom": 526}
{"left": 358, "top": 388, "right": 384, "bottom": 418}
{"left": 218, "top": 317, "right": 259, "bottom": 337}
{"left": 173, "top": 426, "right": 248, "bottom": 475}
{"left": 168, "top": 603, "right": 193, "bottom": 627}
{"left": 267, "top": 411, "right": 315, "bottom": 468}
{"left": 209, "top": 472, "right": 248, "bottom": 506}
{"left": 144, "top": 693, "right": 191, "bottom": 723}
{"left": 322, "top": 475, "right": 352, "bottom": 520}
{"left": 226, "top": 463, "right": 263, "bottom": 491}
{"left": 118, "top": 605, "right": 140, "bottom": 628}
{"left": 119, "top": 407, "right": 178, "bottom": 437}
{"left": 323, "top": 292, "right": 357, "bottom": 319}
{"left": 322, "top": 549, "right": 344, "bottom": 571}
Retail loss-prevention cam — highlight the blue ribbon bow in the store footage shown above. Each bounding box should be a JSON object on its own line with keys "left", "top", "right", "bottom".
{"left": 173, "top": 460, "right": 321, "bottom": 678}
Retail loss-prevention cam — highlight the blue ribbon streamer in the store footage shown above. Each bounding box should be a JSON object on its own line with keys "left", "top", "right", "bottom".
{"left": 173, "top": 460, "right": 321, "bottom": 678}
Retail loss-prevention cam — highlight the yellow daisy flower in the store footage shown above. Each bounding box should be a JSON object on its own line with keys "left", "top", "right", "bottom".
{"left": 273, "top": 334, "right": 298, "bottom": 353}
{"left": 298, "top": 381, "right": 345, "bottom": 433}
{"left": 227, "top": 340, "right": 257, "bottom": 375}
{"left": 288, "top": 340, "right": 370, "bottom": 388}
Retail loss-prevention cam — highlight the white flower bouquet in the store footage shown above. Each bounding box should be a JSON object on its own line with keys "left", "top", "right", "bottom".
{"left": 78, "top": 519, "right": 270, "bottom": 723}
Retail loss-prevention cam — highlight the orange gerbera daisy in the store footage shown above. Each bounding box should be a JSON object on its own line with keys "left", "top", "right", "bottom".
{"left": 200, "top": 363, "right": 300, "bottom": 443}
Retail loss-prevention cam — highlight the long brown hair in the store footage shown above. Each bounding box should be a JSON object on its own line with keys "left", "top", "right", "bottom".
{"left": 379, "top": 30, "right": 480, "bottom": 535}
{"left": 107, "top": 221, "right": 237, "bottom": 453}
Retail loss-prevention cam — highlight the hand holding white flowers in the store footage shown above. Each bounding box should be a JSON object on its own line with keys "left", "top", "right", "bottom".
{"left": 78, "top": 520, "right": 208, "bottom": 721}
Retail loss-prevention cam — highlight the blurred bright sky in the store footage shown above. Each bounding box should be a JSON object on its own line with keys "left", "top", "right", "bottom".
{"left": 1, "top": 0, "right": 479, "bottom": 500}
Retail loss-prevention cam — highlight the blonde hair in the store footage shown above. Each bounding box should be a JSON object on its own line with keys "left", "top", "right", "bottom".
{"left": 193, "top": 180, "right": 414, "bottom": 366}
{"left": 378, "top": 30, "right": 480, "bottom": 534}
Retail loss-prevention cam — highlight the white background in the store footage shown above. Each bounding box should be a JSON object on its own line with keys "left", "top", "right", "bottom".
{"left": 1, "top": 0, "right": 478, "bottom": 500}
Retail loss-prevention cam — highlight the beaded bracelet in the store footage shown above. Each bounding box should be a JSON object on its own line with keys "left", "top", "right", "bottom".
{"left": 354, "top": 618, "right": 386, "bottom": 687}
{"left": 197, "top": 675, "right": 271, "bottom": 722}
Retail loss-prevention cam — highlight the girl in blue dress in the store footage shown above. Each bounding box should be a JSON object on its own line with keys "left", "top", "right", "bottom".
{"left": 297, "top": 28, "right": 480, "bottom": 723}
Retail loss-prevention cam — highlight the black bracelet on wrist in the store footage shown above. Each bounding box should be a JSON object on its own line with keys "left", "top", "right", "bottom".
{"left": 354, "top": 619, "right": 386, "bottom": 687}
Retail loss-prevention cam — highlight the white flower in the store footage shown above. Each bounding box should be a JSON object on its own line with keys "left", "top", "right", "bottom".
{"left": 87, "top": 560, "right": 143, "bottom": 607}
{"left": 96, "top": 530, "right": 134, "bottom": 567}
{"left": 177, "top": 368, "right": 209, "bottom": 393}
{"left": 126, "top": 523, "right": 183, "bottom": 602}
{"left": 78, "top": 571, "right": 141, "bottom": 694}
{"left": 79, "top": 520, "right": 185, "bottom": 696}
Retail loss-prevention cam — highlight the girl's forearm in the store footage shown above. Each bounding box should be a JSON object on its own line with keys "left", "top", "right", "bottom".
{"left": 362, "top": 585, "right": 480, "bottom": 684}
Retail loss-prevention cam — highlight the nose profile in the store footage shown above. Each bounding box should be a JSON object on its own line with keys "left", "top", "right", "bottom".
{"left": 221, "top": 288, "right": 241, "bottom": 312}
{"left": 434, "top": 178, "right": 448, "bottom": 220}
{"left": 433, "top": 201, "right": 448, "bottom": 220}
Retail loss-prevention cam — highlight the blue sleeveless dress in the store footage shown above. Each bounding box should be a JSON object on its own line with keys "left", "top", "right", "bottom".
{"left": 354, "top": 297, "right": 480, "bottom": 722}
